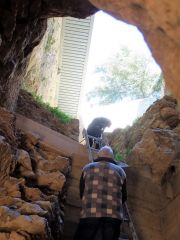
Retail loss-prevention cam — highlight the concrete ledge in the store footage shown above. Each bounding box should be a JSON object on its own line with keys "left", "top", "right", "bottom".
{"left": 16, "top": 114, "right": 88, "bottom": 158}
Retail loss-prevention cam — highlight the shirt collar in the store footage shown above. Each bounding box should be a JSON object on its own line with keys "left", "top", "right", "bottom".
{"left": 94, "top": 157, "right": 118, "bottom": 165}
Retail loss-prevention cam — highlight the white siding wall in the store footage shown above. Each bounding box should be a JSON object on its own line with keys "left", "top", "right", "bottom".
{"left": 58, "top": 16, "right": 94, "bottom": 118}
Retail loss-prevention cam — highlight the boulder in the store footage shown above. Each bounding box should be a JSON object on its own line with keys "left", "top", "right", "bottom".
{"left": 36, "top": 156, "right": 70, "bottom": 174}
{"left": 0, "top": 206, "right": 47, "bottom": 235}
{"left": 36, "top": 170, "right": 66, "bottom": 192}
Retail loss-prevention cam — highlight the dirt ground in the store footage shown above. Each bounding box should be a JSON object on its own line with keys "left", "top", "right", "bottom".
{"left": 16, "top": 90, "right": 79, "bottom": 140}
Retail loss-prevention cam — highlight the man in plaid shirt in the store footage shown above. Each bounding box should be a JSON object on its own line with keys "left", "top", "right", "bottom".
{"left": 73, "top": 146, "right": 127, "bottom": 240}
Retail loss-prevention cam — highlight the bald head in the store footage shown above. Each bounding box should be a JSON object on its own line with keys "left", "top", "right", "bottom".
{"left": 97, "top": 146, "right": 114, "bottom": 159}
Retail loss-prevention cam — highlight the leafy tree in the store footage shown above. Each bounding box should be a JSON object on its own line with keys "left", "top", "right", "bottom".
{"left": 87, "top": 47, "right": 163, "bottom": 104}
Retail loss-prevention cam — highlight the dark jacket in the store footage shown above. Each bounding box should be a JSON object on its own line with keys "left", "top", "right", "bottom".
{"left": 87, "top": 117, "right": 111, "bottom": 138}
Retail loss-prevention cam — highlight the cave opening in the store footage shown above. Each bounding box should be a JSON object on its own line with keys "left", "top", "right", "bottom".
{"left": 80, "top": 11, "right": 163, "bottom": 132}
{"left": 22, "top": 11, "right": 163, "bottom": 134}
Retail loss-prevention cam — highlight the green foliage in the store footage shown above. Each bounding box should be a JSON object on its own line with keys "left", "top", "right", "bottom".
{"left": 45, "top": 34, "right": 55, "bottom": 52}
{"left": 114, "top": 152, "right": 124, "bottom": 162}
{"left": 33, "top": 94, "right": 72, "bottom": 124}
{"left": 87, "top": 46, "right": 163, "bottom": 105}
{"left": 125, "top": 148, "right": 132, "bottom": 157}
{"left": 114, "top": 147, "right": 132, "bottom": 162}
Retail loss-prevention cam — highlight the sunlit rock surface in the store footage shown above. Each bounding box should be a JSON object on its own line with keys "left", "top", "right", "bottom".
{"left": 108, "top": 96, "right": 180, "bottom": 240}
{"left": 23, "top": 18, "right": 63, "bottom": 106}
{"left": 0, "top": 107, "right": 71, "bottom": 239}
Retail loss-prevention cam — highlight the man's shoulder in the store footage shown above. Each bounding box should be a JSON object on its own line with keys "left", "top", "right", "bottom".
{"left": 83, "top": 162, "right": 96, "bottom": 171}
{"left": 110, "top": 163, "right": 126, "bottom": 179}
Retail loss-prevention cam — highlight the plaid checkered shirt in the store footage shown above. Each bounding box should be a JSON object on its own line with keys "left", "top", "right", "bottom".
{"left": 80, "top": 160, "right": 126, "bottom": 220}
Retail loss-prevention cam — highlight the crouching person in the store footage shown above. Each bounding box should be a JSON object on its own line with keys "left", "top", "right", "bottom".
{"left": 73, "top": 146, "right": 127, "bottom": 240}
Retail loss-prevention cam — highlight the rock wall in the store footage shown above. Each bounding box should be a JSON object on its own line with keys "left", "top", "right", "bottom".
{"left": 107, "top": 96, "right": 180, "bottom": 240}
{"left": 89, "top": 0, "right": 180, "bottom": 102}
{"left": 108, "top": 96, "right": 180, "bottom": 156}
{"left": 0, "top": 107, "right": 71, "bottom": 240}
{"left": 23, "top": 18, "right": 63, "bottom": 107}
{"left": 0, "top": 0, "right": 97, "bottom": 110}
{"left": 0, "top": 1, "right": 180, "bottom": 239}
{"left": 15, "top": 113, "right": 90, "bottom": 240}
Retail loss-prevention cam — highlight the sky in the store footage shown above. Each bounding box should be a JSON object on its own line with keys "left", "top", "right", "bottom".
{"left": 79, "top": 11, "right": 161, "bottom": 131}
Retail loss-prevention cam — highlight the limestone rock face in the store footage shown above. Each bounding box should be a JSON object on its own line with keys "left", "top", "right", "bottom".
{"left": 107, "top": 96, "right": 180, "bottom": 240}
{"left": 23, "top": 18, "right": 63, "bottom": 107}
{"left": 0, "top": 0, "right": 97, "bottom": 110}
{"left": 108, "top": 96, "right": 179, "bottom": 157}
{"left": 17, "top": 149, "right": 35, "bottom": 178}
{"left": 0, "top": 107, "right": 16, "bottom": 143}
{"left": 0, "top": 206, "right": 47, "bottom": 235}
{"left": 0, "top": 139, "right": 16, "bottom": 184}
{"left": 89, "top": 0, "right": 180, "bottom": 102}
{"left": 0, "top": 107, "right": 72, "bottom": 239}
{"left": 36, "top": 170, "right": 66, "bottom": 192}
{"left": 36, "top": 156, "right": 70, "bottom": 174}
{"left": 128, "top": 128, "right": 179, "bottom": 182}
